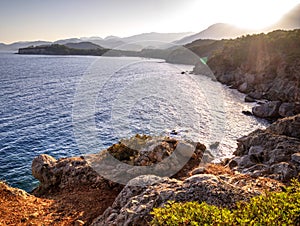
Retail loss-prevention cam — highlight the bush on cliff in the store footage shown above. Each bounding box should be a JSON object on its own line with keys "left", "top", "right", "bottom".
{"left": 151, "top": 179, "right": 300, "bottom": 225}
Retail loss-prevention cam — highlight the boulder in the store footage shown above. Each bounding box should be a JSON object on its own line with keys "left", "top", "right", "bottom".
{"left": 278, "top": 102, "right": 296, "bottom": 117}
{"left": 252, "top": 101, "right": 281, "bottom": 119}
{"left": 270, "top": 162, "right": 297, "bottom": 181}
{"left": 238, "top": 82, "right": 252, "bottom": 93}
{"left": 244, "top": 95, "right": 256, "bottom": 103}
{"left": 31, "top": 154, "right": 58, "bottom": 190}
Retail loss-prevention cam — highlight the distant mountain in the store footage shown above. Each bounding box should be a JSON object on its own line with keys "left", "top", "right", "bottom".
{"left": 80, "top": 36, "right": 103, "bottom": 41}
{"left": 64, "top": 42, "right": 104, "bottom": 50}
{"left": 54, "top": 38, "right": 82, "bottom": 45}
{"left": 123, "top": 32, "right": 193, "bottom": 43}
{"left": 0, "top": 41, "right": 52, "bottom": 51}
{"left": 271, "top": 4, "right": 300, "bottom": 30}
{"left": 84, "top": 32, "right": 194, "bottom": 50}
{"left": 104, "top": 35, "right": 120, "bottom": 40}
{"left": 176, "top": 23, "right": 252, "bottom": 45}
{"left": 0, "top": 32, "right": 193, "bottom": 52}
{"left": 88, "top": 38, "right": 127, "bottom": 49}
{"left": 121, "top": 32, "right": 194, "bottom": 50}
{"left": 2, "top": 4, "right": 300, "bottom": 52}
{"left": 91, "top": 32, "right": 194, "bottom": 50}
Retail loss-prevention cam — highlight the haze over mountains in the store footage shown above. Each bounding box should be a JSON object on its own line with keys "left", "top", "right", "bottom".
{"left": 176, "top": 4, "right": 300, "bottom": 45}
{"left": 270, "top": 3, "right": 300, "bottom": 30}
{"left": 0, "top": 32, "right": 193, "bottom": 52}
{"left": 175, "top": 23, "right": 252, "bottom": 45}
{"left": 1, "top": 3, "right": 299, "bottom": 52}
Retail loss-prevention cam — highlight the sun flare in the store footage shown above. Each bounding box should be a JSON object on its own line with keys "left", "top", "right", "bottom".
{"left": 228, "top": 2, "right": 295, "bottom": 30}
{"left": 187, "top": 0, "right": 299, "bottom": 31}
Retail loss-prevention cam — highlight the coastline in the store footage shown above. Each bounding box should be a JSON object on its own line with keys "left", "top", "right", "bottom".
{"left": 1, "top": 29, "right": 300, "bottom": 225}
{"left": 1, "top": 113, "right": 299, "bottom": 225}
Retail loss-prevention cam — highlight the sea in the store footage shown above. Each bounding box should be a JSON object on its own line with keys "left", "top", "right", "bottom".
{"left": 0, "top": 52, "right": 269, "bottom": 192}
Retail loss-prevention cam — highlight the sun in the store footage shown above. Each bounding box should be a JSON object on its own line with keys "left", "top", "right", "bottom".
{"left": 183, "top": 0, "right": 299, "bottom": 32}
{"left": 224, "top": 1, "right": 299, "bottom": 30}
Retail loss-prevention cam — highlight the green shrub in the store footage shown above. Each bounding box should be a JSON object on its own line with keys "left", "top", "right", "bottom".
{"left": 151, "top": 179, "right": 300, "bottom": 226}
{"left": 233, "top": 179, "right": 300, "bottom": 225}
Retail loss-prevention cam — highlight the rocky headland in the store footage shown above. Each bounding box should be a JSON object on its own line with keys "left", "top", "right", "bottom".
{"left": 196, "top": 29, "right": 300, "bottom": 121}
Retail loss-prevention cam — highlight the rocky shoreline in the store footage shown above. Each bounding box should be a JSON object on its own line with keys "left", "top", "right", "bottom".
{"left": 227, "top": 114, "right": 300, "bottom": 182}
{"left": 1, "top": 115, "right": 299, "bottom": 225}
{"left": 194, "top": 30, "right": 300, "bottom": 121}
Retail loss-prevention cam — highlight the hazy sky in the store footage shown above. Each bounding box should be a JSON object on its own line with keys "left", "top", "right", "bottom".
{"left": 0, "top": 0, "right": 299, "bottom": 43}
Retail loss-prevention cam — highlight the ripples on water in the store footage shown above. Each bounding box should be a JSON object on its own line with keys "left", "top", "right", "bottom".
{"left": 0, "top": 53, "right": 269, "bottom": 191}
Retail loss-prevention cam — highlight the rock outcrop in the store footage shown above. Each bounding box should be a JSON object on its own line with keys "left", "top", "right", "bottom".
{"left": 228, "top": 114, "right": 300, "bottom": 182}
{"left": 91, "top": 172, "right": 283, "bottom": 226}
{"left": 32, "top": 135, "right": 208, "bottom": 194}
{"left": 90, "top": 175, "right": 250, "bottom": 226}
{"left": 32, "top": 155, "right": 112, "bottom": 195}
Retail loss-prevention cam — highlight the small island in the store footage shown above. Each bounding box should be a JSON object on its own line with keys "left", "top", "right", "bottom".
{"left": 18, "top": 42, "right": 109, "bottom": 56}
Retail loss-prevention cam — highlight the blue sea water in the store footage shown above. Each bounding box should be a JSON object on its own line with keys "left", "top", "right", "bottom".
{"left": 0, "top": 52, "right": 268, "bottom": 192}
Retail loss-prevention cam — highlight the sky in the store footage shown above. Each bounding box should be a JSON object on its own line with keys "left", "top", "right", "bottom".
{"left": 0, "top": 0, "right": 299, "bottom": 44}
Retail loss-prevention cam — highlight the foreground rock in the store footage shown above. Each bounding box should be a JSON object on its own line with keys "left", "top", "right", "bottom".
{"left": 91, "top": 172, "right": 282, "bottom": 226}
{"left": 29, "top": 135, "right": 211, "bottom": 224}
{"left": 228, "top": 114, "right": 300, "bottom": 182}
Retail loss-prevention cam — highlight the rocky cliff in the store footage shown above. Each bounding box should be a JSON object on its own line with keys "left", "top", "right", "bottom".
{"left": 193, "top": 29, "right": 300, "bottom": 120}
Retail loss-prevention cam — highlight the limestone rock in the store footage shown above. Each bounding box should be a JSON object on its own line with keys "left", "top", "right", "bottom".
{"left": 31, "top": 154, "right": 58, "bottom": 191}
{"left": 91, "top": 174, "right": 255, "bottom": 226}
{"left": 229, "top": 114, "right": 300, "bottom": 182}
{"left": 32, "top": 155, "right": 109, "bottom": 194}
{"left": 32, "top": 135, "right": 207, "bottom": 194}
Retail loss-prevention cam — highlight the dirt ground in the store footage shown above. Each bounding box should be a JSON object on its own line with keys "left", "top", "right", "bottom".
{"left": 0, "top": 181, "right": 119, "bottom": 226}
